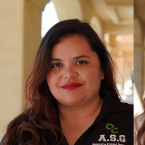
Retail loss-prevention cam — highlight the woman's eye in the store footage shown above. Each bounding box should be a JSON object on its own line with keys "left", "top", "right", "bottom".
{"left": 76, "top": 61, "right": 87, "bottom": 65}
{"left": 52, "top": 63, "right": 62, "bottom": 68}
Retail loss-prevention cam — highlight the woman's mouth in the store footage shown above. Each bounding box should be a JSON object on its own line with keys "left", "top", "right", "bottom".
{"left": 62, "top": 82, "right": 83, "bottom": 90}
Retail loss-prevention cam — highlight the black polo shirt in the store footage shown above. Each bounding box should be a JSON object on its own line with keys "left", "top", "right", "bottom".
{"left": 0, "top": 96, "right": 133, "bottom": 145}
{"left": 61, "top": 96, "right": 133, "bottom": 145}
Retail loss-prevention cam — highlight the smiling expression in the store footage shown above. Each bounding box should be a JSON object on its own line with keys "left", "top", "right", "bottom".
{"left": 46, "top": 35, "right": 104, "bottom": 107}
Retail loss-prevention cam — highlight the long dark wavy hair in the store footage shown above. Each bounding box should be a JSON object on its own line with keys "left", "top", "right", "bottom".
{"left": 137, "top": 118, "right": 145, "bottom": 145}
{"left": 137, "top": 100, "right": 145, "bottom": 145}
{"left": 2, "top": 19, "right": 121, "bottom": 145}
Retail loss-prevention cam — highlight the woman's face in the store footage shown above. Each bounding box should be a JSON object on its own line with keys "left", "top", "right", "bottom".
{"left": 47, "top": 35, "right": 104, "bottom": 107}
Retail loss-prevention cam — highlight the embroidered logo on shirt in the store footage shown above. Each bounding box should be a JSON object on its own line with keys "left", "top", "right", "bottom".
{"left": 92, "top": 124, "right": 126, "bottom": 145}
{"left": 106, "top": 123, "right": 118, "bottom": 134}
{"left": 92, "top": 134, "right": 126, "bottom": 145}
{"left": 98, "top": 134, "right": 125, "bottom": 142}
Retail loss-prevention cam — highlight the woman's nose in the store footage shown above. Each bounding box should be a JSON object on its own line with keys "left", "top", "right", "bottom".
{"left": 63, "top": 65, "right": 78, "bottom": 79}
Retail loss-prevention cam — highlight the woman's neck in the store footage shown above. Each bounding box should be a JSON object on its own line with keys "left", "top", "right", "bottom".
{"left": 58, "top": 95, "right": 103, "bottom": 125}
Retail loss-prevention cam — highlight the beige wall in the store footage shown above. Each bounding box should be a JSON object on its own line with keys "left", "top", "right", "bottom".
{"left": 0, "top": 0, "right": 24, "bottom": 139}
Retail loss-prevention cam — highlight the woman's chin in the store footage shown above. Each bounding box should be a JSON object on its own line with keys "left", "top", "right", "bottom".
{"left": 58, "top": 96, "right": 85, "bottom": 107}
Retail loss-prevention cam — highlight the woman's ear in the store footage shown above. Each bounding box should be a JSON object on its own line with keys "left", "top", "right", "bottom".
{"left": 101, "top": 73, "right": 104, "bottom": 80}
{"left": 100, "top": 66, "right": 104, "bottom": 80}
{"left": 101, "top": 70, "right": 104, "bottom": 80}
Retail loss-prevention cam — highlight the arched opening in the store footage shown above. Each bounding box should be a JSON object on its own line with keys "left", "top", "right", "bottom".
{"left": 41, "top": 1, "right": 59, "bottom": 38}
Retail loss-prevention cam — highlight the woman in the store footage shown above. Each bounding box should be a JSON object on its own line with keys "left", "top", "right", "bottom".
{"left": 134, "top": 113, "right": 145, "bottom": 145}
{"left": 1, "top": 19, "right": 133, "bottom": 145}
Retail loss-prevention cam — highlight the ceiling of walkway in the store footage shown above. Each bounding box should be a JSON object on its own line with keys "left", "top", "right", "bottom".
{"left": 91, "top": 0, "right": 133, "bottom": 25}
{"left": 90, "top": 0, "right": 133, "bottom": 34}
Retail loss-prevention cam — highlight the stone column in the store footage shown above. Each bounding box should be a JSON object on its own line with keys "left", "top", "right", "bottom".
{"left": 53, "top": 0, "right": 83, "bottom": 21}
{"left": 134, "top": 18, "right": 144, "bottom": 115}
{"left": 134, "top": 45, "right": 144, "bottom": 108}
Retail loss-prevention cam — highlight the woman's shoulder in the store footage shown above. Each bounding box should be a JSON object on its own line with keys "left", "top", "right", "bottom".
{"left": 109, "top": 97, "right": 133, "bottom": 113}
{"left": 102, "top": 95, "right": 133, "bottom": 119}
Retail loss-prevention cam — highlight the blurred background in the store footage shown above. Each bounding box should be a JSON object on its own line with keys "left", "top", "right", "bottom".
{"left": 0, "top": 0, "right": 134, "bottom": 139}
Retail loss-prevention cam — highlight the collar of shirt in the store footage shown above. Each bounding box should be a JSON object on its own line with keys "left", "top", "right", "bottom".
{"left": 91, "top": 95, "right": 131, "bottom": 128}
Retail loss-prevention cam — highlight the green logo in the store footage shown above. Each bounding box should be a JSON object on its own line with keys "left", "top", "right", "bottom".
{"left": 106, "top": 123, "right": 118, "bottom": 134}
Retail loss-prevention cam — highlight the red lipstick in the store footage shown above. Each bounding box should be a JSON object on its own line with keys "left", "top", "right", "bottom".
{"left": 62, "top": 82, "right": 82, "bottom": 90}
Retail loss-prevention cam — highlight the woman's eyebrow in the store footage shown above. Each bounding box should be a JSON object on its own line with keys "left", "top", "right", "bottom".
{"left": 73, "top": 55, "right": 90, "bottom": 60}
{"left": 51, "top": 58, "right": 62, "bottom": 61}
{"left": 51, "top": 55, "right": 90, "bottom": 61}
